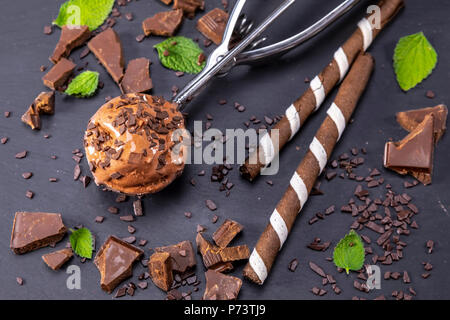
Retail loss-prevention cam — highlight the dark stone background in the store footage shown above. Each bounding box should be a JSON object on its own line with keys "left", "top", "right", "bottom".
{"left": 0, "top": 0, "right": 449, "bottom": 300}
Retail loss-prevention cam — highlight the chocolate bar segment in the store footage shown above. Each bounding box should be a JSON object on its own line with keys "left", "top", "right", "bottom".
{"left": 196, "top": 232, "right": 222, "bottom": 268}
{"left": 120, "top": 58, "right": 153, "bottom": 94}
{"left": 88, "top": 28, "right": 125, "bottom": 83}
{"left": 219, "top": 245, "right": 250, "bottom": 262}
{"left": 203, "top": 270, "right": 242, "bottom": 300}
{"left": 42, "top": 58, "right": 76, "bottom": 90}
{"left": 384, "top": 114, "right": 435, "bottom": 185}
{"left": 173, "top": 0, "right": 204, "bottom": 19}
{"left": 148, "top": 252, "right": 173, "bottom": 291}
{"left": 142, "top": 9, "right": 183, "bottom": 37}
{"left": 50, "top": 25, "right": 91, "bottom": 63}
{"left": 10, "top": 212, "right": 67, "bottom": 254}
{"left": 154, "top": 240, "right": 196, "bottom": 273}
{"left": 42, "top": 248, "right": 73, "bottom": 270}
{"left": 396, "top": 104, "right": 447, "bottom": 142}
{"left": 94, "top": 235, "right": 144, "bottom": 293}
{"left": 21, "top": 91, "right": 55, "bottom": 130}
{"left": 213, "top": 219, "right": 243, "bottom": 248}
{"left": 197, "top": 8, "right": 229, "bottom": 45}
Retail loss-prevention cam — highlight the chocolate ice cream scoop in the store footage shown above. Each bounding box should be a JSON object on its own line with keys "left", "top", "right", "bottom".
{"left": 84, "top": 93, "right": 186, "bottom": 195}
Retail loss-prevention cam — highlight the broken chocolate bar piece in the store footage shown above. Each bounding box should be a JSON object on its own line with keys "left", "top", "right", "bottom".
{"left": 196, "top": 232, "right": 222, "bottom": 268}
{"left": 94, "top": 236, "right": 143, "bottom": 293}
{"left": 120, "top": 58, "right": 153, "bottom": 94}
{"left": 203, "top": 269, "right": 242, "bottom": 300}
{"left": 197, "top": 8, "right": 229, "bottom": 45}
{"left": 384, "top": 114, "right": 435, "bottom": 185}
{"left": 142, "top": 9, "right": 183, "bottom": 37}
{"left": 219, "top": 245, "right": 250, "bottom": 262}
{"left": 42, "top": 58, "right": 76, "bottom": 90}
{"left": 148, "top": 252, "right": 173, "bottom": 291}
{"left": 42, "top": 248, "right": 73, "bottom": 270}
{"left": 10, "top": 212, "right": 67, "bottom": 254}
{"left": 88, "top": 28, "right": 124, "bottom": 83}
{"left": 154, "top": 240, "right": 196, "bottom": 273}
{"left": 173, "top": 0, "right": 204, "bottom": 19}
{"left": 209, "top": 261, "right": 234, "bottom": 273}
{"left": 213, "top": 219, "right": 243, "bottom": 248}
{"left": 21, "top": 91, "right": 55, "bottom": 130}
{"left": 50, "top": 25, "right": 91, "bottom": 63}
{"left": 396, "top": 104, "right": 448, "bottom": 142}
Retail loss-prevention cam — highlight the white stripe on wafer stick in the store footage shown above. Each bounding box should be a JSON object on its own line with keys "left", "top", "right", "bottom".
{"left": 309, "top": 137, "right": 327, "bottom": 174}
{"left": 310, "top": 76, "right": 325, "bottom": 110}
{"left": 285, "top": 104, "right": 300, "bottom": 140}
{"left": 333, "top": 47, "right": 349, "bottom": 81}
{"left": 270, "top": 209, "right": 288, "bottom": 249}
{"left": 259, "top": 132, "right": 275, "bottom": 165}
{"left": 249, "top": 249, "right": 268, "bottom": 284}
{"left": 358, "top": 18, "right": 373, "bottom": 51}
{"left": 290, "top": 171, "right": 308, "bottom": 208}
{"left": 327, "top": 102, "right": 346, "bottom": 140}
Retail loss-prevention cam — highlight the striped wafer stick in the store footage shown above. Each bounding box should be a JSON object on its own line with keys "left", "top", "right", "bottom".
{"left": 243, "top": 52, "right": 374, "bottom": 285}
{"left": 240, "top": 0, "right": 404, "bottom": 181}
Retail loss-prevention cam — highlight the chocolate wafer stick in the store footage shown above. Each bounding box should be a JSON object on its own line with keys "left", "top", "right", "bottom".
{"left": 240, "top": 0, "right": 404, "bottom": 181}
{"left": 243, "top": 53, "right": 374, "bottom": 285}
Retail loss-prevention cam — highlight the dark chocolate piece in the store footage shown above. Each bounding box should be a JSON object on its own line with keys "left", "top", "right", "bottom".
{"left": 21, "top": 91, "right": 55, "bottom": 130}
{"left": 42, "top": 58, "right": 76, "bottom": 90}
{"left": 42, "top": 248, "right": 73, "bottom": 270}
{"left": 10, "top": 212, "right": 67, "bottom": 254}
{"left": 142, "top": 9, "right": 183, "bottom": 37}
{"left": 212, "top": 219, "right": 243, "bottom": 248}
{"left": 120, "top": 58, "right": 153, "bottom": 94}
{"left": 196, "top": 8, "right": 228, "bottom": 45}
{"left": 203, "top": 269, "right": 242, "bottom": 300}
{"left": 50, "top": 25, "right": 91, "bottom": 63}
{"left": 173, "top": 0, "right": 204, "bottom": 19}
{"left": 154, "top": 240, "right": 196, "bottom": 273}
{"left": 94, "top": 236, "right": 143, "bottom": 293}
{"left": 148, "top": 251, "right": 173, "bottom": 291}
{"left": 396, "top": 104, "right": 447, "bottom": 142}
{"left": 88, "top": 28, "right": 125, "bottom": 83}
{"left": 384, "top": 114, "right": 435, "bottom": 185}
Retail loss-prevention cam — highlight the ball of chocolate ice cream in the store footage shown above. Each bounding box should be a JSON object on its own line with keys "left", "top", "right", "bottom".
{"left": 84, "top": 93, "right": 186, "bottom": 195}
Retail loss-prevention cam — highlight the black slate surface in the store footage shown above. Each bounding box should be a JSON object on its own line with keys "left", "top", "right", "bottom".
{"left": 1, "top": 0, "right": 449, "bottom": 300}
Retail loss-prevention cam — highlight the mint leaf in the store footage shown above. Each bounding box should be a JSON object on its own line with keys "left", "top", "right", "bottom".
{"left": 53, "top": 0, "right": 115, "bottom": 31}
{"left": 333, "top": 230, "right": 365, "bottom": 274}
{"left": 65, "top": 71, "right": 99, "bottom": 97}
{"left": 69, "top": 227, "right": 93, "bottom": 259}
{"left": 393, "top": 32, "right": 437, "bottom": 91}
{"left": 154, "top": 36, "right": 206, "bottom": 74}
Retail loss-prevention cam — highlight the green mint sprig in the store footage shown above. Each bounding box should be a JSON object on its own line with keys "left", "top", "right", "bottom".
{"left": 65, "top": 71, "right": 99, "bottom": 97}
{"left": 333, "top": 230, "right": 365, "bottom": 274}
{"left": 69, "top": 227, "right": 93, "bottom": 259}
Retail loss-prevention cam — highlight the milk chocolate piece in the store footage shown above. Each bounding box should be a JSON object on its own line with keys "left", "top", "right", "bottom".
{"left": 10, "top": 212, "right": 67, "bottom": 254}
{"left": 213, "top": 219, "right": 243, "bottom": 248}
{"left": 160, "top": 0, "right": 173, "bottom": 4}
{"left": 196, "top": 232, "right": 222, "bottom": 268}
{"left": 94, "top": 236, "right": 144, "bottom": 293}
{"left": 209, "top": 261, "right": 234, "bottom": 273}
{"left": 88, "top": 28, "right": 124, "bottom": 83}
{"left": 42, "top": 248, "right": 73, "bottom": 270}
{"left": 154, "top": 240, "right": 196, "bottom": 273}
{"left": 42, "top": 58, "right": 76, "bottom": 90}
{"left": 148, "top": 252, "right": 173, "bottom": 291}
{"left": 21, "top": 91, "right": 55, "bottom": 130}
{"left": 142, "top": 9, "right": 183, "bottom": 37}
{"left": 50, "top": 25, "right": 91, "bottom": 63}
{"left": 396, "top": 104, "right": 448, "bottom": 142}
{"left": 196, "top": 8, "right": 229, "bottom": 45}
{"left": 219, "top": 245, "right": 250, "bottom": 262}
{"left": 203, "top": 270, "right": 242, "bottom": 300}
{"left": 173, "top": 0, "right": 204, "bottom": 19}
{"left": 384, "top": 114, "right": 435, "bottom": 185}
{"left": 120, "top": 58, "right": 153, "bottom": 94}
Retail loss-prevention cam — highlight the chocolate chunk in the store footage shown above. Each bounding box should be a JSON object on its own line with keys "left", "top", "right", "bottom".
{"left": 212, "top": 219, "right": 243, "bottom": 248}
{"left": 50, "top": 25, "right": 91, "bottom": 63}
{"left": 205, "top": 199, "right": 217, "bottom": 211}
{"left": 142, "top": 9, "right": 183, "bottom": 37}
{"left": 203, "top": 270, "right": 242, "bottom": 300}
{"left": 133, "top": 199, "right": 143, "bottom": 216}
{"left": 120, "top": 58, "right": 153, "bottom": 94}
{"left": 426, "top": 240, "right": 434, "bottom": 253}
{"left": 88, "top": 28, "right": 124, "bottom": 83}
{"left": 308, "top": 261, "right": 326, "bottom": 278}
{"left": 288, "top": 259, "right": 299, "bottom": 272}
{"left": 173, "top": 0, "right": 204, "bottom": 19}
{"left": 219, "top": 245, "right": 249, "bottom": 262}
{"left": 94, "top": 236, "right": 144, "bottom": 293}
{"left": 384, "top": 114, "right": 435, "bottom": 185}
{"left": 196, "top": 8, "right": 228, "bottom": 45}
{"left": 10, "top": 212, "right": 67, "bottom": 254}
{"left": 42, "top": 58, "right": 76, "bottom": 90}
{"left": 43, "top": 25, "right": 53, "bottom": 35}
{"left": 42, "top": 248, "right": 73, "bottom": 270}
{"left": 366, "top": 221, "right": 385, "bottom": 234}
{"left": 148, "top": 252, "right": 173, "bottom": 291}
{"left": 196, "top": 232, "right": 222, "bottom": 268}
{"left": 21, "top": 91, "right": 55, "bottom": 130}
{"left": 396, "top": 104, "right": 447, "bottom": 142}
{"left": 155, "top": 241, "right": 196, "bottom": 273}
